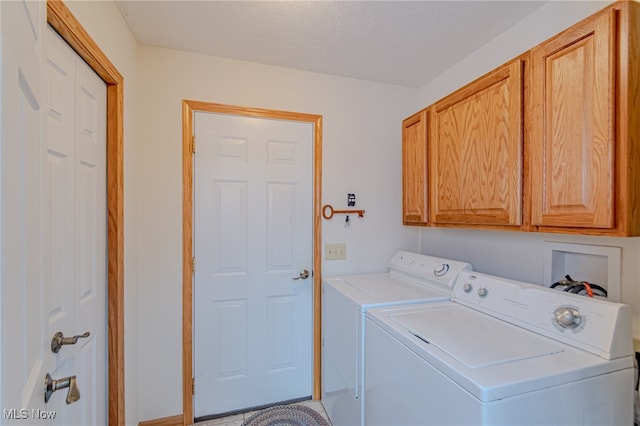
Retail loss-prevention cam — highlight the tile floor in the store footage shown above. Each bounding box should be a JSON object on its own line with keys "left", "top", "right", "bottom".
{"left": 194, "top": 399, "right": 331, "bottom": 426}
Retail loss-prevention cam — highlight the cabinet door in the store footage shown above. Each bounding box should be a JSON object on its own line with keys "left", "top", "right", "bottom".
{"left": 531, "top": 10, "right": 615, "bottom": 229}
{"left": 402, "top": 109, "right": 428, "bottom": 225}
{"left": 431, "top": 59, "right": 523, "bottom": 226}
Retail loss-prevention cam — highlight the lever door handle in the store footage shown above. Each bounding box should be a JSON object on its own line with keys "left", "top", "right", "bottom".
{"left": 51, "top": 331, "right": 90, "bottom": 353}
{"left": 44, "top": 373, "right": 80, "bottom": 404}
{"left": 292, "top": 269, "right": 310, "bottom": 280}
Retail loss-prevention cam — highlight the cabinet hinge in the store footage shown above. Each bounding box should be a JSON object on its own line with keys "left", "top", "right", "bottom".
{"left": 192, "top": 377, "right": 195, "bottom": 395}
{"left": 192, "top": 135, "right": 196, "bottom": 153}
{"left": 192, "top": 257, "right": 196, "bottom": 275}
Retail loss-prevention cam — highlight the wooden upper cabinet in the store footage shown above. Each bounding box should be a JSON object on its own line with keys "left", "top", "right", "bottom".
{"left": 402, "top": 109, "right": 428, "bottom": 225}
{"left": 531, "top": 9, "right": 616, "bottom": 230}
{"left": 531, "top": 2, "right": 640, "bottom": 236}
{"left": 430, "top": 58, "right": 525, "bottom": 228}
{"left": 400, "top": 2, "right": 639, "bottom": 235}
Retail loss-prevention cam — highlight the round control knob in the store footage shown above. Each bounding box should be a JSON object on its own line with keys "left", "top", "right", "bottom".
{"left": 434, "top": 264, "right": 450, "bottom": 277}
{"left": 463, "top": 283, "right": 473, "bottom": 293}
{"left": 477, "top": 287, "right": 488, "bottom": 298}
{"left": 554, "top": 306, "right": 582, "bottom": 329}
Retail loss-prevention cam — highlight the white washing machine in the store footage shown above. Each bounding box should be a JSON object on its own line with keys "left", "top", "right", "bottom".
{"left": 321, "top": 251, "right": 472, "bottom": 426}
{"left": 365, "top": 270, "right": 635, "bottom": 426}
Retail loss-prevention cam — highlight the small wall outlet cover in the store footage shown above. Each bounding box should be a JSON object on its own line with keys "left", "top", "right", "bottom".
{"left": 325, "top": 243, "right": 346, "bottom": 260}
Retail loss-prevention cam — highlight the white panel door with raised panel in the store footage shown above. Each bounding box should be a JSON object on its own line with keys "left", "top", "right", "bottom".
{"left": 2, "top": 10, "right": 106, "bottom": 425}
{"left": 1, "top": 0, "right": 48, "bottom": 420}
{"left": 194, "top": 112, "right": 313, "bottom": 417}
{"left": 42, "top": 26, "right": 107, "bottom": 425}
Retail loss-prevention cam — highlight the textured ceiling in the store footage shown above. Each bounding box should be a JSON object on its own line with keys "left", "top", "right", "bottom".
{"left": 115, "top": 1, "right": 547, "bottom": 88}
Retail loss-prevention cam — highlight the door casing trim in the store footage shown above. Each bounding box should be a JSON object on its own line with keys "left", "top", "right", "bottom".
{"left": 47, "top": 1, "right": 125, "bottom": 425}
{"left": 182, "top": 100, "right": 323, "bottom": 424}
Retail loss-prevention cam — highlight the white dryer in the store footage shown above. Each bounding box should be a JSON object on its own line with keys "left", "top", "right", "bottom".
{"left": 321, "top": 251, "right": 472, "bottom": 426}
{"left": 365, "top": 270, "right": 635, "bottom": 426}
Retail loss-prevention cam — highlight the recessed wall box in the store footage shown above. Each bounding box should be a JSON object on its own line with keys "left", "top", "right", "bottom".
{"left": 543, "top": 242, "right": 621, "bottom": 301}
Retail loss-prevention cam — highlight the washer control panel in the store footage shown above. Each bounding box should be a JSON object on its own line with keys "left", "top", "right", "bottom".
{"left": 554, "top": 306, "right": 582, "bottom": 329}
{"left": 452, "top": 271, "right": 632, "bottom": 360}
{"left": 387, "top": 251, "right": 472, "bottom": 289}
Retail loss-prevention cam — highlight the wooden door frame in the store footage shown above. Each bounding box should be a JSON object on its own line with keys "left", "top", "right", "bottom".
{"left": 47, "top": 1, "right": 125, "bottom": 425}
{"left": 182, "top": 100, "right": 322, "bottom": 425}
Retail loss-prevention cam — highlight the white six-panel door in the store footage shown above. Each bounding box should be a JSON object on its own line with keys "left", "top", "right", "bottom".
{"left": 0, "top": 6, "right": 106, "bottom": 422}
{"left": 43, "top": 26, "right": 107, "bottom": 425}
{"left": 1, "top": 1, "right": 48, "bottom": 422}
{"left": 193, "top": 112, "right": 314, "bottom": 417}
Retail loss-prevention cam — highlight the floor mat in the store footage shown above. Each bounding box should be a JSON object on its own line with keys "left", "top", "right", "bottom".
{"left": 242, "top": 404, "right": 330, "bottom": 426}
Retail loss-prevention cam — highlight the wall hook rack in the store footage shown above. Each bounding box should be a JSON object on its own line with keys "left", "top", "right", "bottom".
{"left": 322, "top": 204, "right": 365, "bottom": 220}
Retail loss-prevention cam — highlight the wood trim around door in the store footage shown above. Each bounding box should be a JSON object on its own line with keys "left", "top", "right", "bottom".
{"left": 47, "top": 1, "right": 125, "bottom": 425}
{"left": 182, "top": 100, "right": 323, "bottom": 425}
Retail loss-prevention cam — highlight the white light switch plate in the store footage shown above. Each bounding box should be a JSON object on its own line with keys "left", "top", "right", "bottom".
{"left": 325, "top": 243, "right": 346, "bottom": 260}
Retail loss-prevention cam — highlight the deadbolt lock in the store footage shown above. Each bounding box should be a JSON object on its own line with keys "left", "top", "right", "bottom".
{"left": 44, "top": 373, "right": 80, "bottom": 404}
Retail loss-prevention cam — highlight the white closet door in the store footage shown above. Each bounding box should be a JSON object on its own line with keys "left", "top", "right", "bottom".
{"left": 194, "top": 112, "right": 314, "bottom": 417}
{"left": 43, "top": 26, "right": 107, "bottom": 425}
{"left": 1, "top": 0, "right": 48, "bottom": 420}
{"left": 2, "top": 9, "right": 107, "bottom": 424}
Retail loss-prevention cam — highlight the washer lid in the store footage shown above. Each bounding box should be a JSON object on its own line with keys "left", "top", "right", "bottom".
{"left": 369, "top": 301, "right": 634, "bottom": 402}
{"left": 396, "top": 305, "right": 563, "bottom": 368}
{"left": 325, "top": 274, "right": 450, "bottom": 308}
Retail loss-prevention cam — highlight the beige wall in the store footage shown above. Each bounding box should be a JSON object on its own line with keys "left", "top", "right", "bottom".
{"left": 134, "top": 46, "right": 418, "bottom": 420}
{"left": 63, "top": 1, "right": 418, "bottom": 421}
